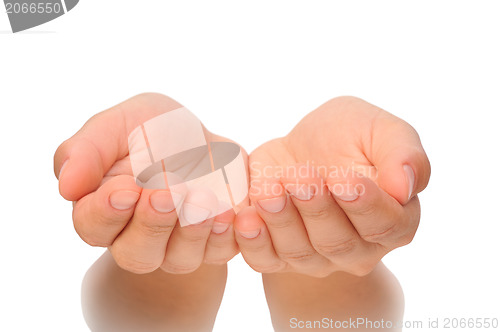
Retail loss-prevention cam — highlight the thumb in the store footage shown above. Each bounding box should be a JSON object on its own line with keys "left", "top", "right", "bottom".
{"left": 371, "top": 115, "right": 431, "bottom": 205}
{"left": 54, "top": 93, "right": 183, "bottom": 201}
{"left": 55, "top": 137, "right": 109, "bottom": 202}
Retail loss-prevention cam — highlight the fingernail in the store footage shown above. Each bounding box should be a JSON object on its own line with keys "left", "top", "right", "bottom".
{"left": 170, "top": 191, "right": 184, "bottom": 208}
{"left": 182, "top": 203, "right": 211, "bottom": 224}
{"left": 238, "top": 229, "right": 261, "bottom": 239}
{"left": 150, "top": 191, "right": 176, "bottom": 213}
{"left": 329, "top": 183, "right": 359, "bottom": 202}
{"left": 258, "top": 196, "right": 286, "bottom": 213}
{"left": 403, "top": 164, "right": 415, "bottom": 200}
{"left": 109, "top": 191, "right": 140, "bottom": 210}
{"left": 212, "top": 222, "right": 230, "bottom": 234}
{"left": 58, "top": 160, "right": 68, "bottom": 180}
{"left": 285, "top": 184, "right": 315, "bottom": 201}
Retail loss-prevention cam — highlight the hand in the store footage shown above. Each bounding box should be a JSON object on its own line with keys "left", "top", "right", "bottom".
{"left": 233, "top": 96, "right": 431, "bottom": 277}
{"left": 54, "top": 93, "right": 247, "bottom": 274}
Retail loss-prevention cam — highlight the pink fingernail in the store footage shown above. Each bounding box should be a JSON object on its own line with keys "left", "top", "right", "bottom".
{"left": 238, "top": 229, "right": 261, "bottom": 239}
{"left": 182, "top": 202, "right": 211, "bottom": 225}
{"left": 212, "top": 222, "right": 230, "bottom": 234}
{"left": 150, "top": 191, "right": 176, "bottom": 213}
{"left": 58, "top": 160, "right": 68, "bottom": 180}
{"left": 329, "top": 183, "right": 359, "bottom": 202}
{"left": 403, "top": 164, "right": 415, "bottom": 201}
{"left": 285, "top": 184, "right": 315, "bottom": 201}
{"left": 109, "top": 191, "right": 140, "bottom": 210}
{"left": 258, "top": 196, "right": 286, "bottom": 213}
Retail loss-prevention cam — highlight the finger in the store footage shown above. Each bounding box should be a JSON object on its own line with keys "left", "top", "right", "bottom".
{"left": 109, "top": 189, "right": 181, "bottom": 274}
{"left": 73, "top": 175, "right": 141, "bottom": 247}
{"left": 234, "top": 206, "right": 287, "bottom": 274}
{"left": 250, "top": 177, "right": 328, "bottom": 269}
{"left": 328, "top": 171, "right": 420, "bottom": 249}
{"left": 369, "top": 110, "right": 431, "bottom": 204}
{"left": 160, "top": 188, "right": 218, "bottom": 274}
{"left": 203, "top": 208, "right": 239, "bottom": 265}
{"left": 54, "top": 93, "right": 183, "bottom": 201}
{"left": 281, "top": 165, "right": 381, "bottom": 275}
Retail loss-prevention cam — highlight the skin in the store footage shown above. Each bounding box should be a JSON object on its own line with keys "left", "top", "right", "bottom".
{"left": 263, "top": 264, "right": 405, "bottom": 332}
{"left": 54, "top": 94, "right": 430, "bottom": 331}
{"left": 234, "top": 96, "right": 431, "bottom": 277}
{"left": 54, "top": 94, "right": 245, "bottom": 331}
{"left": 82, "top": 251, "right": 227, "bottom": 332}
{"left": 54, "top": 93, "right": 245, "bottom": 274}
{"left": 232, "top": 96, "right": 430, "bottom": 331}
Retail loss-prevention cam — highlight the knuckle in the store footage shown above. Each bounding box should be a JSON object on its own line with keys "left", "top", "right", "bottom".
{"left": 161, "top": 260, "right": 199, "bottom": 274}
{"left": 179, "top": 230, "right": 209, "bottom": 244}
{"left": 100, "top": 212, "right": 128, "bottom": 228}
{"left": 250, "top": 262, "right": 286, "bottom": 274}
{"left": 360, "top": 223, "right": 397, "bottom": 243}
{"left": 398, "top": 231, "right": 416, "bottom": 247}
{"left": 113, "top": 253, "right": 159, "bottom": 274}
{"left": 350, "top": 200, "right": 377, "bottom": 216}
{"left": 137, "top": 219, "right": 175, "bottom": 238}
{"left": 74, "top": 225, "right": 111, "bottom": 248}
{"left": 326, "top": 96, "right": 362, "bottom": 108}
{"left": 275, "top": 247, "right": 316, "bottom": 263}
{"left": 240, "top": 242, "right": 271, "bottom": 255}
{"left": 207, "top": 237, "right": 232, "bottom": 250}
{"left": 204, "top": 246, "right": 238, "bottom": 265}
{"left": 265, "top": 218, "right": 295, "bottom": 229}
{"left": 300, "top": 205, "right": 331, "bottom": 221}
{"left": 135, "top": 92, "right": 168, "bottom": 102}
{"left": 314, "top": 238, "right": 357, "bottom": 258}
{"left": 133, "top": 93, "right": 179, "bottom": 113}
{"left": 204, "top": 254, "right": 235, "bottom": 265}
{"left": 77, "top": 206, "right": 124, "bottom": 230}
{"left": 80, "top": 235, "right": 108, "bottom": 248}
{"left": 307, "top": 265, "right": 336, "bottom": 278}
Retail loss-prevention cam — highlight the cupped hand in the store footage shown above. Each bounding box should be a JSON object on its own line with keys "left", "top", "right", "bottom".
{"left": 54, "top": 93, "right": 247, "bottom": 274}
{"left": 234, "top": 96, "right": 431, "bottom": 277}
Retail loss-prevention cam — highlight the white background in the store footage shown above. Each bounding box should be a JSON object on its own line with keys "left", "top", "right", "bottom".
{"left": 1, "top": 1, "right": 499, "bottom": 331}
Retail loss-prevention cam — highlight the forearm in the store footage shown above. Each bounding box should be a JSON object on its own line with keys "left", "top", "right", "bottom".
{"left": 262, "top": 263, "right": 405, "bottom": 332}
{"left": 82, "top": 250, "right": 227, "bottom": 332}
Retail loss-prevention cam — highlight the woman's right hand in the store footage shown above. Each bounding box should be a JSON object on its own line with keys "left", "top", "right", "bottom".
{"left": 54, "top": 93, "right": 246, "bottom": 274}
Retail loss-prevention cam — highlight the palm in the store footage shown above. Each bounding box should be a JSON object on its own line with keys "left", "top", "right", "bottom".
{"left": 251, "top": 98, "right": 382, "bottom": 183}
{"left": 58, "top": 93, "right": 248, "bottom": 203}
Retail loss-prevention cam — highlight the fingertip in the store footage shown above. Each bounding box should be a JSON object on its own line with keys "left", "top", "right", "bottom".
{"left": 280, "top": 163, "right": 323, "bottom": 201}
{"left": 54, "top": 139, "right": 70, "bottom": 179}
{"left": 109, "top": 190, "right": 141, "bottom": 211}
{"left": 214, "top": 205, "right": 236, "bottom": 224}
{"left": 249, "top": 177, "right": 284, "bottom": 202}
{"left": 102, "top": 180, "right": 142, "bottom": 217}
{"left": 58, "top": 158, "right": 103, "bottom": 202}
{"left": 327, "top": 170, "right": 373, "bottom": 204}
{"left": 413, "top": 149, "right": 431, "bottom": 195}
{"left": 177, "top": 188, "right": 220, "bottom": 226}
{"left": 72, "top": 176, "right": 141, "bottom": 248}
{"left": 376, "top": 146, "right": 430, "bottom": 205}
{"left": 235, "top": 206, "right": 263, "bottom": 238}
{"left": 210, "top": 205, "right": 236, "bottom": 234}
{"left": 57, "top": 142, "right": 105, "bottom": 201}
{"left": 403, "top": 164, "right": 415, "bottom": 201}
